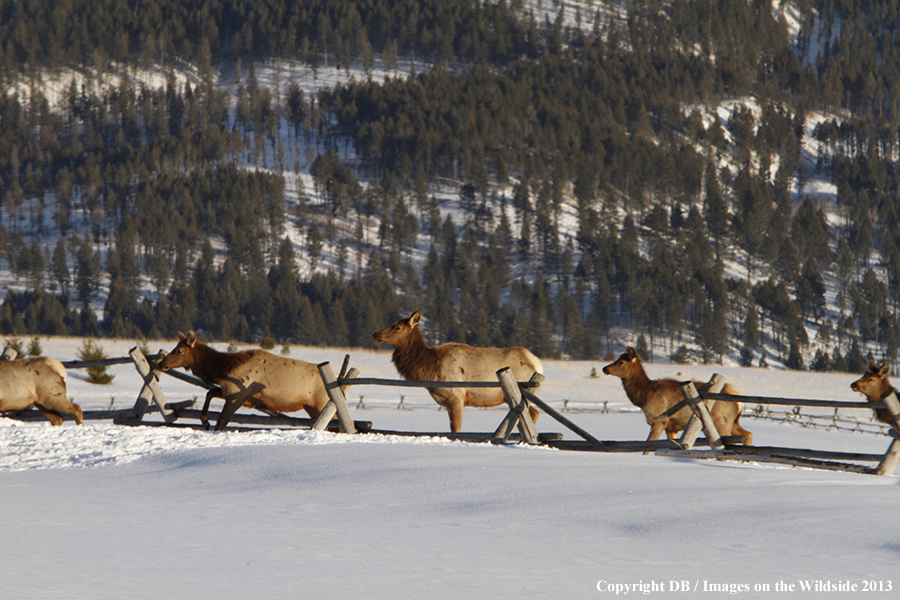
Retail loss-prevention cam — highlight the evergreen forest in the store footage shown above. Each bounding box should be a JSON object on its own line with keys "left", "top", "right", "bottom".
{"left": 1, "top": 0, "right": 900, "bottom": 371}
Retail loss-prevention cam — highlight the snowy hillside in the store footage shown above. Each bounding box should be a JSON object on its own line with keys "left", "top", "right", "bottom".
{"left": 0, "top": 0, "right": 890, "bottom": 371}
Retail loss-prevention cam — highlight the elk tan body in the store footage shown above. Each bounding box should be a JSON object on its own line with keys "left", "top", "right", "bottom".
{"left": 0, "top": 357, "right": 82, "bottom": 425}
{"left": 374, "top": 311, "right": 543, "bottom": 432}
{"left": 160, "top": 332, "right": 330, "bottom": 430}
{"left": 850, "top": 361, "right": 899, "bottom": 428}
{"left": 602, "top": 347, "right": 752, "bottom": 444}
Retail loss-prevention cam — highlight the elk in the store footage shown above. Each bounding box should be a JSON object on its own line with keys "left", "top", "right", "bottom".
{"left": 159, "top": 331, "right": 331, "bottom": 430}
{"left": 373, "top": 311, "right": 543, "bottom": 432}
{"left": 0, "top": 357, "right": 82, "bottom": 425}
{"left": 602, "top": 347, "right": 752, "bottom": 445}
{"left": 850, "top": 361, "right": 899, "bottom": 428}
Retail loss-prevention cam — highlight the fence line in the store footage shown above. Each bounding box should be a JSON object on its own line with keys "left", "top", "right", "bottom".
{"left": 746, "top": 405, "right": 893, "bottom": 437}
{"left": 8, "top": 346, "right": 900, "bottom": 475}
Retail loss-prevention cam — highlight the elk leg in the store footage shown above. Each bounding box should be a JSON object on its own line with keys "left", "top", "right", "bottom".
{"left": 215, "top": 389, "right": 254, "bottom": 431}
{"left": 215, "top": 398, "right": 241, "bottom": 431}
{"left": 200, "top": 389, "right": 222, "bottom": 430}
{"left": 644, "top": 419, "right": 668, "bottom": 455}
{"left": 46, "top": 399, "right": 84, "bottom": 425}
{"left": 41, "top": 386, "right": 83, "bottom": 424}
{"left": 731, "top": 419, "right": 753, "bottom": 445}
{"left": 647, "top": 418, "right": 667, "bottom": 441}
{"left": 69, "top": 403, "right": 84, "bottom": 425}
{"left": 528, "top": 404, "right": 540, "bottom": 425}
{"left": 34, "top": 404, "right": 64, "bottom": 426}
{"left": 447, "top": 400, "right": 465, "bottom": 433}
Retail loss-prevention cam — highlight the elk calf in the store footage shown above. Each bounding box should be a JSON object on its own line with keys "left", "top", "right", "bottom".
{"left": 374, "top": 311, "right": 543, "bottom": 432}
{"left": 850, "top": 361, "right": 899, "bottom": 428}
{"left": 0, "top": 357, "right": 82, "bottom": 425}
{"left": 602, "top": 347, "right": 751, "bottom": 445}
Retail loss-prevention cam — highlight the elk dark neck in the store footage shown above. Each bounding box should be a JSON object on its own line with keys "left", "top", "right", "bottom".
{"left": 622, "top": 363, "right": 653, "bottom": 408}
{"left": 391, "top": 328, "right": 440, "bottom": 381}
{"left": 190, "top": 343, "right": 235, "bottom": 384}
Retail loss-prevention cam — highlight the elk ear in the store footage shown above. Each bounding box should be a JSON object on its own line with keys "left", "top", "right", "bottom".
{"left": 879, "top": 362, "right": 890, "bottom": 377}
{"left": 409, "top": 311, "right": 422, "bottom": 328}
{"left": 626, "top": 346, "right": 638, "bottom": 360}
{"left": 185, "top": 331, "right": 197, "bottom": 347}
{"left": 178, "top": 331, "right": 187, "bottom": 342}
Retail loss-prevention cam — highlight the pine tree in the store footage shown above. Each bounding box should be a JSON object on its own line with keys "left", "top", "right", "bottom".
{"left": 732, "top": 166, "right": 772, "bottom": 283}
{"left": 849, "top": 195, "right": 874, "bottom": 272}
{"left": 307, "top": 221, "right": 324, "bottom": 273}
{"left": 744, "top": 308, "right": 760, "bottom": 348}
{"left": 52, "top": 237, "right": 69, "bottom": 296}
{"left": 796, "top": 259, "right": 827, "bottom": 322}
{"left": 847, "top": 339, "right": 866, "bottom": 374}
{"left": 786, "top": 336, "right": 805, "bottom": 370}
{"left": 74, "top": 237, "right": 101, "bottom": 307}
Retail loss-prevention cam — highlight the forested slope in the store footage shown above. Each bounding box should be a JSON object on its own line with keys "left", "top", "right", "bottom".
{"left": 0, "top": 0, "right": 899, "bottom": 370}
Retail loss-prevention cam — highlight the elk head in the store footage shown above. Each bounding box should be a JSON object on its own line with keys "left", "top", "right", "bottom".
{"left": 850, "top": 361, "right": 891, "bottom": 401}
{"left": 373, "top": 311, "right": 422, "bottom": 348}
{"left": 159, "top": 331, "right": 198, "bottom": 371}
{"left": 602, "top": 346, "right": 640, "bottom": 379}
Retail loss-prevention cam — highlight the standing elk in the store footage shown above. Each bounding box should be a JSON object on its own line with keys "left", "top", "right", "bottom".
{"left": 159, "top": 331, "right": 332, "bottom": 430}
{"left": 602, "top": 347, "right": 752, "bottom": 445}
{"left": 0, "top": 357, "right": 82, "bottom": 425}
{"left": 373, "top": 311, "right": 543, "bottom": 432}
{"left": 850, "top": 361, "right": 899, "bottom": 428}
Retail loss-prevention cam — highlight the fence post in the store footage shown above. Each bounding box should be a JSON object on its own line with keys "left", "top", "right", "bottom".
{"left": 125, "top": 347, "right": 176, "bottom": 424}
{"left": 312, "top": 367, "right": 359, "bottom": 431}
{"left": 874, "top": 391, "right": 900, "bottom": 476}
{"left": 491, "top": 368, "right": 539, "bottom": 444}
{"left": 316, "top": 362, "right": 357, "bottom": 434}
{"left": 679, "top": 374, "right": 725, "bottom": 449}
{"left": 492, "top": 372, "right": 543, "bottom": 442}
{"left": 680, "top": 380, "right": 723, "bottom": 450}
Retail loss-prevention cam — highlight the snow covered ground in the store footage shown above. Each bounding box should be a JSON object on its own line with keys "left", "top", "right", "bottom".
{"left": 1, "top": 337, "right": 898, "bottom": 599}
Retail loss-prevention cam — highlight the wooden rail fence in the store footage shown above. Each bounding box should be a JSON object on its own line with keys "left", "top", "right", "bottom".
{"left": 4, "top": 345, "right": 898, "bottom": 475}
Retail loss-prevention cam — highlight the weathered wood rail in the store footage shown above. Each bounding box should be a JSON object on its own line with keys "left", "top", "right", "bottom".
{"left": 60, "top": 353, "right": 164, "bottom": 370}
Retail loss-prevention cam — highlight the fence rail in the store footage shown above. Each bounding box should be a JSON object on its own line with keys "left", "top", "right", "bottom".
{"left": 60, "top": 353, "right": 164, "bottom": 370}
{"left": 334, "top": 377, "right": 540, "bottom": 389}
{"left": 703, "top": 391, "right": 886, "bottom": 410}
